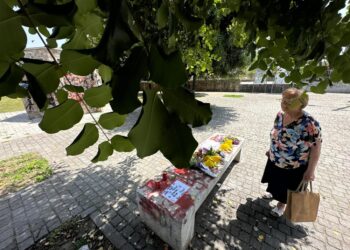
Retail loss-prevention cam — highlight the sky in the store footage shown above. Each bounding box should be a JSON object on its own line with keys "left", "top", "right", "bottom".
{"left": 25, "top": 27, "right": 65, "bottom": 48}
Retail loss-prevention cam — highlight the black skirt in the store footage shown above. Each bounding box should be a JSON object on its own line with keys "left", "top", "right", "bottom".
{"left": 261, "top": 159, "right": 308, "bottom": 204}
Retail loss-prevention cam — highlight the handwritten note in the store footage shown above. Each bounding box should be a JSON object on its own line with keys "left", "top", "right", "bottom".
{"left": 162, "top": 180, "right": 190, "bottom": 203}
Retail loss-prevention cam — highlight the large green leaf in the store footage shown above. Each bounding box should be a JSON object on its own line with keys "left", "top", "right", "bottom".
{"left": 64, "top": 85, "right": 84, "bottom": 93}
{"left": 93, "top": 1, "right": 136, "bottom": 67}
{"left": 98, "top": 112, "right": 126, "bottom": 130}
{"left": 39, "top": 99, "right": 84, "bottom": 133}
{"left": 61, "top": 50, "right": 101, "bottom": 76}
{"left": 22, "top": 62, "right": 62, "bottom": 94}
{"left": 149, "top": 45, "right": 187, "bottom": 88}
{"left": 162, "top": 88, "right": 212, "bottom": 127}
{"left": 120, "top": 0, "right": 143, "bottom": 42}
{"left": 0, "top": 64, "right": 24, "bottom": 98}
{"left": 109, "top": 46, "right": 147, "bottom": 114}
{"left": 330, "top": 69, "right": 342, "bottom": 82}
{"left": 160, "top": 113, "right": 198, "bottom": 167}
{"left": 310, "top": 80, "right": 328, "bottom": 94}
{"left": 18, "top": 4, "right": 72, "bottom": 27}
{"left": 50, "top": 26, "right": 75, "bottom": 40}
{"left": 98, "top": 64, "right": 113, "bottom": 83}
{"left": 0, "top": 1, "right": 26, "bottom": 64}
{"left": 38, "top": 25, "right": 50, "bottom": 37}
{"left": 128, "top": 90, "right": 168, "bottom": 158}
{"left": 61, "top": 0, "right": 102, "bottom": 49}
{"left": 84, "top": 85, "right": 112, "bottom": 107}
{"left": 75, "top": 0, "right": 97, "bottom": 13}
{"left": 26, "top": 73, "right": 47, "bottom": 109}
{"left": 66, "top": 123, "right": 99, "bottom": 155}
{"left": 111, "top": 135, "right": 134, "bottom": 152}
{"left": 0, "top": 62, "right": 9, "bottom": 79}
{"left": 47, "top": 26, "right": 75, "bottom": 46}
{"left": 157, "top": 2, "right": 168, "bottom": 29}
{"left": 342, "top": 67, "right": 350, "bottom": 83}
{"left": 55, "top": 89, "right": 68, "bottom": 104}
{"left": 91, "top": 141, "right": 114, "bottom": 162}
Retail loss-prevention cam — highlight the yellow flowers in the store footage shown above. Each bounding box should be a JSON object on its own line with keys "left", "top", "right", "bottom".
{"left": 203, "top": 154, "right": 222, "bottom": 168}
{"left": 219, "top": 139, "right": 233, "bottom": 152}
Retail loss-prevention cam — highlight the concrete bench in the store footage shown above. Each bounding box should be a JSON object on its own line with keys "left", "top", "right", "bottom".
{"left": 136, "top": 134, "right": 244, "bottom": 250}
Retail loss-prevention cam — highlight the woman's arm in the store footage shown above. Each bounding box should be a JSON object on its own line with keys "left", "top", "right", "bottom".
{"left": 303, "top": 140, "right": 322, "bottom": 181}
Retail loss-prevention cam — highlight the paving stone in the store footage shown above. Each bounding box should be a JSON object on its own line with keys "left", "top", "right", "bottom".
{"left": 111, "top": 215, "right": 124, "bottom": 227}
{"left": 265, "top": 234, "right": 281, "bottom": 248}
{"left": 13, "top": 223, "right": 30, "bottom": 236}
{"left": 122, "top": 225, "right": 134, "bottom": 238}
{"left": 121, "top": 242, "right": 136, "bottom": 250}
{"left": 118, "top": 207, "right": 130, "bottom": 218}
{"left": 81, "top": 206, "right": 96, "bottom": 218}
{"left": 0, "top": 236, "right": 16, "bottom": 250}
{"left": 0, "top": 215, "right": 12, "bottom": 228}
{"left": 100, "top": 223, "right": 127, "bottom": 249}
{"left": 129, "top": 232, "right": 141, "bottom": 245}
{"left": 0, "top": 227, "right": 14, "bottom": 242}
{"left": 278, "top": 223, "right": 291, "bottom": 235}
{"left": 124, "top": 212, "right": 136, "bottom": 223}
{"left": 271, "top": 228, "right": 287, "bottom": 242}
{"left": 0, "top": 207, "right": 10, "bottom": 218}
{"left": 239, "top": 221, "right": 252, "bottom": 234}
{"left": 33, "top": 225, "right": 48, "bottom": 241}
{"left": 238, "top": 230, "right": 250, "bottom": 243}
{"left": 46, "top": 218, "right": 61, "bottom": 231}
{"left": 90, "top": 211, "right": 105, "bottom": 227}
{"left": 17, "top": 237, "right": 34, "bottom": 250}
{"left": 327, "top": 236, "right": 342, "bottom": 249}
{"left": 16, "top": 230, "right": 32, "bottom": 244}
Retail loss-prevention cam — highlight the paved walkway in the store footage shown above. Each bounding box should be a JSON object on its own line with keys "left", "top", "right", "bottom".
{"left": 0, "top": 92, "right": 349, "bottom": 250}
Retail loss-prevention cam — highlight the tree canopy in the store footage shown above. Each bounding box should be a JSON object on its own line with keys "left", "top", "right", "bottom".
{"left": 0, "top": 0, "right": 349, "bottom": 167}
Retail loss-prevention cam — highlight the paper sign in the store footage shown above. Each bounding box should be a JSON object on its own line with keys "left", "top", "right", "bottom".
{"left": 201, "top": 140, "right": 220, "bottom": 151}
{"left": 162, "top": 180, "right": 190, "bottom": 203}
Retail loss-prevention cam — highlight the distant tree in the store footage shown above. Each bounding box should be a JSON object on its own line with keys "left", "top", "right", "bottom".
{"left": 0, "top": 0, "right": 349, "bottom": 167}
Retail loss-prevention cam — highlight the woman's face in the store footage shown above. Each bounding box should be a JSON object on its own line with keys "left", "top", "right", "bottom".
{"left": 281, "top": 94, "right": 302, "bottom": 113}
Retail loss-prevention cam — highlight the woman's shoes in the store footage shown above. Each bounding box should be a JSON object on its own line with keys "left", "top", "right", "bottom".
{"left": 262, "top": 192, "right": 273, "bottom": 199}
{"left": 271, "top": 206, "right": 285, "bottom": 217}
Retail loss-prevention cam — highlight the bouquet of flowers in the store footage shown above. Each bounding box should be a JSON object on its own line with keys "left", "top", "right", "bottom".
{"left": 190, "top": 135, "right": 240, "bottom": 177}
{"left": 191, "top": 148, "right": 222, "bottom": 168}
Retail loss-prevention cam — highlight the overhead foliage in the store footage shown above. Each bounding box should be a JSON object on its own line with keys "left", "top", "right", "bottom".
{"left": 0, "top": 0, "right": 349, "bottom": 167}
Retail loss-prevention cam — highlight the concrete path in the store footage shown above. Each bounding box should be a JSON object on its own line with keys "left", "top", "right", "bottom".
{"left": 0, "top": 92, "right": 349, "bottom": 250}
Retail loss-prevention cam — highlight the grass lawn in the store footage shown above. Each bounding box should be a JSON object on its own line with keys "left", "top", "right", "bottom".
{"left": 0, "top": 97, "right": 24, "bottom": 113}
{"left": 0, "top": 153, "right": 52, "bottom": 196}
{"left": 223, "top": 94, "right": 244, "bottom": 98}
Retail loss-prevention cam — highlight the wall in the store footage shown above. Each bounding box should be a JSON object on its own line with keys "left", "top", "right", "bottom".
{"left": 238, "top": 83, "right": 290, "bottom": 93}
{"left": 191, "top": 79, "right": 240, "bottom": 92}
{"left": 24, "top": 47, "right": 61, "bottom": 61}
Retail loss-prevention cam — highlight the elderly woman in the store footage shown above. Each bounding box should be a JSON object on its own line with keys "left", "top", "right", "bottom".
{"left": 261, "top": 88, "right": 322, "bottom": 217}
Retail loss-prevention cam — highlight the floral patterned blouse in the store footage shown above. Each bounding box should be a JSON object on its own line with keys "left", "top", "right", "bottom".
{"left": 269, "top": 111, "right": 322, "bottom": 169}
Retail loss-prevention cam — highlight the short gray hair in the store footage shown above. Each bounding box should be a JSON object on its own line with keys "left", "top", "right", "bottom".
{"left": 282, "top": 88, "right": 309, "bottom": 109}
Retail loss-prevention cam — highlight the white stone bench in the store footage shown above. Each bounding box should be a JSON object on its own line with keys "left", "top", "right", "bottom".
{"left": 136, "top": 134, "right": 244, "bottom": 250}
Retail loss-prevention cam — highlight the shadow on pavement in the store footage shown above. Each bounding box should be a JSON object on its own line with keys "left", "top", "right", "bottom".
{"left": 0, "top": 154, "right": 167, "bottom": 249}
{"left": 190, "top": 161, "right": 310, "bottom": 249}
{"left": 194, "top": 105, "right": 239, "bottom": 133}
{"left": 332, "top": 105, "right": 350, "bottom": 111}
{"left": 110, "top": 104, "right": 239, "bottom": 135}
{"left": 1, "top": 112, "right": 40, "bottom": 123}
{"left": 195, "top": 92, "right": 208, "bottom": 98}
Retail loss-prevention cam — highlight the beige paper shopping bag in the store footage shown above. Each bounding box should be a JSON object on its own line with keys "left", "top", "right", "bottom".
{"left": 285, "top": 181, "right": 320, "bottom": 222}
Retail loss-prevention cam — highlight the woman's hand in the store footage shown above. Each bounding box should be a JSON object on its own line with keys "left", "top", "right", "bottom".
{"left": 303, "top": 169, "right": 315, "bottom": 181}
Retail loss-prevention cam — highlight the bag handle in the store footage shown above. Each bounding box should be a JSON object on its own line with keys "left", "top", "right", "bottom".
{"left": 296, "top": 181, "right": 312, "bottom": 192}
